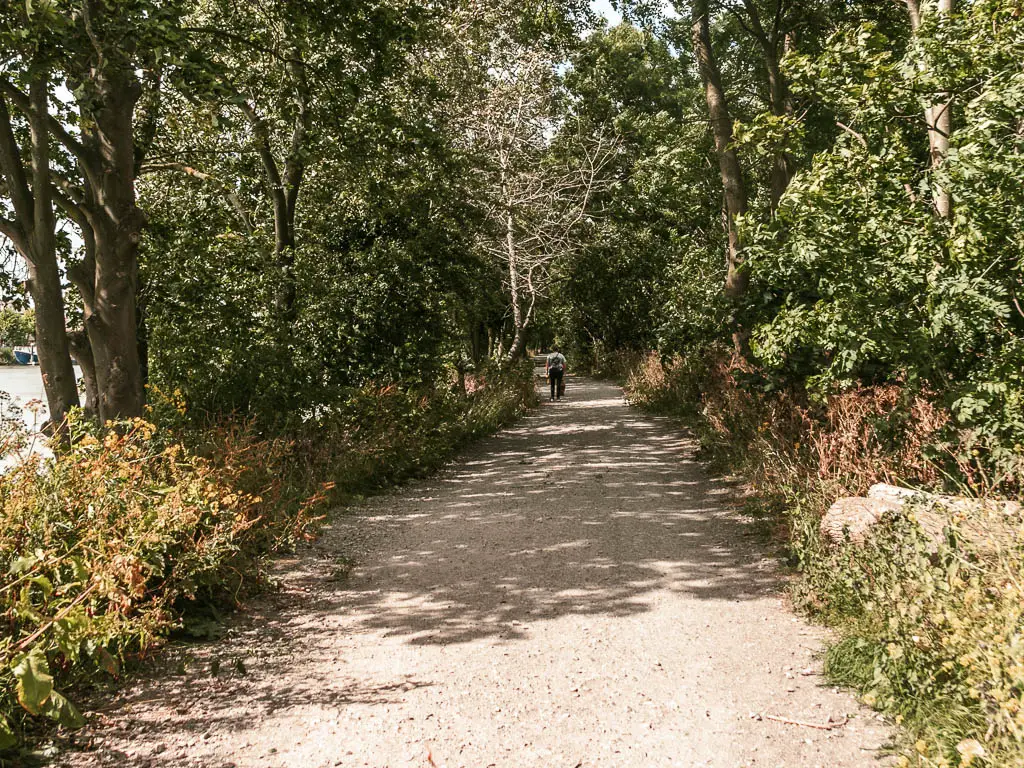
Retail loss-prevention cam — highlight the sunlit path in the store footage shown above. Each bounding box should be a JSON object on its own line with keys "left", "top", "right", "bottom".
{"left": 55, "top": 379, "right": 892, "bottom": 768}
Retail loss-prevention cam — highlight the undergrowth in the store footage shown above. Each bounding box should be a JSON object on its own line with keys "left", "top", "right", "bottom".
{"left": 623, "top": 350, "right": 1024, "bottom": 768}
{"left": 0, "top": 366, "right": 534, "bottom": 755}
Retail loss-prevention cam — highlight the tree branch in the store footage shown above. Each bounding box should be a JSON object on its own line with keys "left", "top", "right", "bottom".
{"left": 28, "top": 73, "right": 56, "bottom": 259}
{"left": 236, "top": 99, "right": 289, "bottom": 247}
{"left": 738, "top": 0, "right": 769, "bottom": 47}
{"left": 134, "top": 68, "right": 164, "bottom": 174}
{"left": 283, "top": 47, "right": 311, "bottom": 224}
{"left": 0, "top": 77, "right": 92, "bottom": 170}
{"left": 0, "top": 93, "right": 34, "bottom": 230}
{"left": 836, "top": 120, "right": 868, "bottom": 149}
{"left": 0, "top": 215, "right": 26, "bottom": 252}
{"left": 51, "top": 184, "right": 89, "bottom": 230}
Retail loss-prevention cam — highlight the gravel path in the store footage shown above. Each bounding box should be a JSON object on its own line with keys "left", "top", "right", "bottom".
{"left": 55, "top": 378, "right": 892, "bottom": 768}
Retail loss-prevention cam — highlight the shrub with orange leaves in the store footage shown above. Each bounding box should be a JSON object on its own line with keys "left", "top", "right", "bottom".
{"left": 0, "top": 413, "right": 310, "bottom": 747}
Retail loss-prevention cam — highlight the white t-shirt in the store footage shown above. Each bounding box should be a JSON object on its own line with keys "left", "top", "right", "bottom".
{"left": 547, "top": 352, "right": 566, "bottom": 371}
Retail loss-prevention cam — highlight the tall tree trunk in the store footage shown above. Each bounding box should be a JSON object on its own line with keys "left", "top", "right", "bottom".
{"left": 26, "top": 259, "right": 80, "bottom": 429}
{"left": 692, "top": 0, "right": 749, "bottom": 299}
{"left": 239, "top": 45, "right": 309, "bottom": 324}
{"left": 2, "top": 6, "right": 149, "bottom": 425}
{"left": 238, "top": 102, "right": 296, "bottom": 322}
{"left": 137, "top": 270, "right": 149, "bottom": 387}
{"left": 907, "top": 0, "right": 954, "bottom": 219}
{"left": 0, "top": 77, "right": 80, "bottom": 428}
{"left": 931, "top": 0, "right": 953, "bottom": 219}
{"left": 68, "top": 329, "right": 98, "bottom": 417}
{"left": 504, "top": 203, "right": 528, "bottom": 361}
{"left": 741, "top": 0, "right": 793, "bottom": 213}
{"left": 79, "top": 63, "right": 147, "bottom": 422}
{"left": 764, "top": 48, "right": 793, "bottom": 212}
{"left": 27, "top": 76, "right": 80, "bottom": 427}
{"left": 470, "top": 321, "right": 486, "bottom": 366}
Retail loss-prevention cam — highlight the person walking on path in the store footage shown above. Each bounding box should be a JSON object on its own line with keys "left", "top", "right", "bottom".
{"left": 546, "top": 346, "right": 566, "bottom": 401}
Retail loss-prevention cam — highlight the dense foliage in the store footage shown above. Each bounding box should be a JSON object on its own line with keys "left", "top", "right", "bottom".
{"left": 744, "top": 2, "right": 1024, "bottom": 450}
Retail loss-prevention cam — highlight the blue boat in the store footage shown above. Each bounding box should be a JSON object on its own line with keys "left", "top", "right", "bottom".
{"left": 13, "top": 347, "right": 38, "bottom": 365}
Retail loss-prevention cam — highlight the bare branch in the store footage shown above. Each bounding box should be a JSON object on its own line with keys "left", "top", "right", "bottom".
{"left": 0, "top": 215, "right": 26, "bottom": 252}
{"left": 836, "top": 120, "right": 868, "bottom": 149}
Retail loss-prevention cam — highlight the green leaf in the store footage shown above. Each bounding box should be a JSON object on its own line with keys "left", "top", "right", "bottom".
{"left": 68, "top": 556, "right": 88, "bottom": 582}
{"left": 41, "top": 691, "right": 85, "bottom": 730}
{"left": 30, "top": 575, "right": 54, "bottom": 598}
{"left": 12, "top": 647, "right": 53, "bottom": 716}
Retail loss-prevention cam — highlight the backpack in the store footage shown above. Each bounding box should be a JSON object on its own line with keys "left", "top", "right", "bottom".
{"left": 549, "top": 354, "right": 564, "bottom": 373}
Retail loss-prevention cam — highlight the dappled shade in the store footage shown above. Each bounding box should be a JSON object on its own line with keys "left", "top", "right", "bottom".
{"left": 320, "top": 379, "right": 778, "bottom": 647}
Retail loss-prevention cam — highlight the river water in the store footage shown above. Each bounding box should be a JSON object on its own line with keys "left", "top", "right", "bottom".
{"left": 0, "top": 364, "right": 81, "bottom": 429}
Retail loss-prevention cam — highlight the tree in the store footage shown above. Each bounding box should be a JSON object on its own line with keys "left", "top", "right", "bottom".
{"left": 0, "top": 65, "right": 79, "bottom": 425}
{"left": 686, "top": 0, "right": 749, "bottom": 300}
{"left": 143, "top": 0, "right": 430, "bottom": 322}
{"left": 906, "top": 0, "right": 954, "bottom": 219}
{"left": 0, "top": 1, "right": 193, "bottom": 423}
{"left": 469, "top": 48, "right": 615, "bottom": 360}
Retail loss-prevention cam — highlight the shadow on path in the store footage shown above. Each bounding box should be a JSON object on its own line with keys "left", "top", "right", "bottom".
{"left": 56, "top": 377, "right": 805, "bottom": 767}
{"left": 312, "top": 377, "right": 778, "bottom": 645}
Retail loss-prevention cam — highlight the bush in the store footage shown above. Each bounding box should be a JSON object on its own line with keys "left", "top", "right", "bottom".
{"left": 0, "top": 367, "right": 534, "bottom": 751}
{"left": 0, "top": 415, "right": 322, "bottom": 749}
{"left": 820, "top": 506, "right": 1024, "bottom": 768}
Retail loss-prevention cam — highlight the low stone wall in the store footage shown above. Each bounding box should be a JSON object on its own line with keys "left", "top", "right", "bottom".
{"left": 821, "top": 484, "right": 1021, "bottom": 547}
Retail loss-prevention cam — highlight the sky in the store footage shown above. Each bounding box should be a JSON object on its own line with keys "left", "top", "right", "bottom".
{"left": 590, "top": 0, "right": 624, "bottom": 25}
{"left": 589, "top": 0, "right": 678, "bottom": 27}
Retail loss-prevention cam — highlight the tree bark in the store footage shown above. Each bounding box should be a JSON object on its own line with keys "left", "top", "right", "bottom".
{"left": 68, "top": 329, "right": 98, "bottom": 417}
{"left": 2, "top": 4, "right": 151, "bottom": 425}
{"left": 29, "top": 77, "right": 80, "bottom": 428}
{"left": 238, "top": 46, "right": 310, "bottom": 324}
{"left": 504, "top": 204, "right": 528, "bottom": 361}
{"left": 470, "top": 322, "right": 486, "bottom": 366}
{"left": 243, "top": 99, "right": 296, "bottom": 317}
{"left": 907, "top": 0, "right": 954, "bottom": 219}
{"left": 0, "top": 77, "right": 81, "bottom": 428}
{"left": 78, "top": 61, "right": 147, "bottom": 422}
{"left": 931, "top": 0, "right": 953, "bottom": 219}
{"left": 25, "top": 258, "right": 80, "bottom": 429}
{"left": 741, "top": 0, "right": 793, "bottom": 213}
{"left": 692, "top": 0, "right": 749, "bottom": 299}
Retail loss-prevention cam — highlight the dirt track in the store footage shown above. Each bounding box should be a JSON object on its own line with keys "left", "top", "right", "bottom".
{"left": 55, "top": 377, "right": 892, "bottom": 768}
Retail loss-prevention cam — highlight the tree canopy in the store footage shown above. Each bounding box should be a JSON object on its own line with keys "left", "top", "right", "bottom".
{"left": 0, "top": 0, "right": 1021, "bottom": 450}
